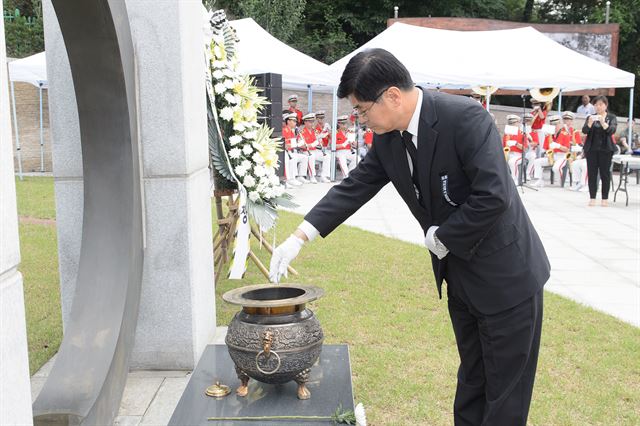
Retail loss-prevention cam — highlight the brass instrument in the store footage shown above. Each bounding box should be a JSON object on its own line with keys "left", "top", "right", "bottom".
{"left": 530, "top": 87, "right": 560, "bottom": 103}
{"left": 504, "top": 146, "right": 511, "bottom": 162}
{"left": 546, "top": 149, "right": 555, "bottom": 166}
{"left": 472, "top": 86, "right": 498, "bottom": 96}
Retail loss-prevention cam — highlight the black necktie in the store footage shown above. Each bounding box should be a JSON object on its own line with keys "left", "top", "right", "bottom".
{"left": 401, "top": 131, "right": 423, "bottom": 204}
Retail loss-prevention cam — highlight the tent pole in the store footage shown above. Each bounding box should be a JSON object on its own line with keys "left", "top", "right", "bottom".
{"left": 39, "top": 84, "right": 44, "bottom": 172}
{"left": 307, "top": 84, "right": 313, "bottom": 113}
{"left": 485, "top": 87, "right": 491, "bottom": 113}
{"left": 10, "top": 81, "right": 23, "bottom": 180}
{"left": 330, "top": 87, "right": 337, "bottom": 181}
{"left": 628, "top": 87, "right": 634, "bottom": 147}
{"left": 558, "top": 90, "right": 562, "bottom": 116}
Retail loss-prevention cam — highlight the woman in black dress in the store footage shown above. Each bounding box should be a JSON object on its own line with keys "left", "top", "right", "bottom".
{"left": 582, "top": 95, "right": 617, "bottom": 206}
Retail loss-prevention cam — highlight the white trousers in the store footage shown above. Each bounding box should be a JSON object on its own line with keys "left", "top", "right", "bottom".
{"left": 507, "top": 152, "right": 525, "bottom": 180}
{"left": 336, "top": 150, "right": 357, "bottom": 177}
{"left": 306, "top": 150, "right": 331, "bottom": 178}
{"left": 533, "top": 152, "right": 568, "bottom": 182}
{"left": 284, "top": 151, "right": 307, "bottom": 179}
{"left": 571, "top": 158, "right": 588, "bottom": 187}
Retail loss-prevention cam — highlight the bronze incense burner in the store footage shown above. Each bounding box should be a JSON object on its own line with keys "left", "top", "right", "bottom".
{"left": 223, "top": 284, "right": 324, "bottom": 400}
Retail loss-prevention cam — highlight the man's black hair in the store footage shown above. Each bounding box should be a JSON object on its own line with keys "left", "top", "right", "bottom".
{"left": 337, "top": 48, "right": 414, "bottom": 101}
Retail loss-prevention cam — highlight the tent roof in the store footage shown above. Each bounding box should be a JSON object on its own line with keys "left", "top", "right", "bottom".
{"left": 8, "top": 52, "right": 47, "bottom": 88}
{"left": 230, "top": 18, "right": 333, "bottom": 89}
{"left": 320, "top": 23, "right": 634, "bottom": 91}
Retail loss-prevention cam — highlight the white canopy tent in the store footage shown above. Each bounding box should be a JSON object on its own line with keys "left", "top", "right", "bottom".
{"left": 8, "top": 51, "right": 48, "bottom": 178}
{"left": 311, "top": 23, "right": 635, "bottom": 179}
{"left": 230, "top": 18, "right": 334, "bottom": 90}
{"left": 322, "top": 24, "right": 635, "bottom": 90}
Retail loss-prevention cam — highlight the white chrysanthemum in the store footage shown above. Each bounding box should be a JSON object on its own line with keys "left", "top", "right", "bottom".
{"left": 212, "top": 70, "right": 224, "bottom": 80}
{"left": 253, "top": 165, "right": 266, "bottom": 177}
{"left": 252, "top": 152, "right": 264, "bottom": 164}
{"left": 229, "top": 135, "right": 243, "bottom": 146}
{"left": 228, "top": 147, "right": 241, "bottom": 159}
{"left": 269, "top": 174, "right": 280, "bottom": 185}
{"left": 244, "top": 131, "right": 257, "bottom": 140}
{"left": 223, "top": 68, "right": 235, "bottom": 77}
{"left": 213, "top": 45, "right": 222, "bottom": 58}
{"left": 242, "top": 145, "right": 253, "bottom": 156}
{"left": 212, "top": 60, "right": 226, "bottom": 69}
{"left": 251, "top": 141, "right": 264, "bottom": 151}
{"left": 234, "top": 95, "right": 242, "bottom": 105}
{"left": 225, "top": 93, "right": 237, "bottom": 104}
{"left": 243, "top": 175, "right": 256, "bottom": 187}
{"left": 355, "top": 403, "right": 367, "bottom": 426}
{"left": 234, "top": 165, "right": 247, "bottom": 177}
{"left": 233, "top": 122, "right": 246, "bottom": 132}
{"left": 241, "top": 160, "right": 252, "bottom": 170}
{"left": 265, "top": 166, "right": 275, "bottom": 176}
{"left": 224, "top": 79, "right": 235, "bottom": 89}
{"left": 220, "top": 107, "right": 234, "bottom": 121}
{"left": 214, "top": 83, "right": 227, "bottom": 94}
{"left": 248, "top": 191, "right": 260, "bottom": 202}
{"left": 273, "top": 185, "right": 285, "bottom": 197}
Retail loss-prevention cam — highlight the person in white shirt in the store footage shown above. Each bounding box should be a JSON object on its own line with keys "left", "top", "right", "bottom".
{"left": 576, "top": 95, "right": 596, "bottom": 116}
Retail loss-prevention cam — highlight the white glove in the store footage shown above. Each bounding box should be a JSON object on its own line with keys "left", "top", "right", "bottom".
{"left": 549, "top": 142, "right": 560, "bottom": 149}
{"left": 507, "top": 140, "right": 517, "bottom": 147}
{"left": 425, "top": 226, "right": 449, "bottom": 260}
{"left": 269, "top": 235, "right": 305, "bottom": 283}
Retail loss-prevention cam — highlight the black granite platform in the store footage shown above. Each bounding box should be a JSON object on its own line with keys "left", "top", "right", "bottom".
{"left": 169, "top": 344, "right": 354, "bottom": 425}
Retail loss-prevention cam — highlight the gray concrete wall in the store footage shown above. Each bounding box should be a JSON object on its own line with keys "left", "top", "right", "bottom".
{"left": 0, "top": 6, "right": 33, "bottom": 424}
{"left": 43, "top": 0, "right": 215, "bottom": 370}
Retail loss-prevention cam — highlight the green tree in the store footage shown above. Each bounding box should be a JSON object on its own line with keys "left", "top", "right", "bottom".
{"left": 3, "top": 7, "right": 43, "bottom": 58}
{"left": 211, "top": 0, "right": 306, "bottom": 45}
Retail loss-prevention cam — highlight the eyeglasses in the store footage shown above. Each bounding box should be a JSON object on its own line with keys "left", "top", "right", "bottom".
{"left": 355, "top": 88, "right": 387, "bottom": 118}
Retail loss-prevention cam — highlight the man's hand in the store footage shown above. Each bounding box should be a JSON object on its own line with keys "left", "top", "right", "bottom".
{"left": 425, "top": 226, "right": 449, "bottom": 260}
{"left": 269, "top": 235, "right": 305, "bottom": 283}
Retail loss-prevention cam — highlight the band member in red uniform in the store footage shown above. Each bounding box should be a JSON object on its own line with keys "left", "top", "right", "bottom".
{"left": 335, "top": 115, "right": 357, "bottom": 178}
{"left": 562, "top": 111, "right": 587, "bottom": 191}
{"left": 282, "top": 113, "right": 305, "bottom": 186}
{"left": 530, "top": 99, "right": 548, "bottom": 148}
{"left": 502, "top": 115, "right": 528, "bottom": 183}
{"left": 364, "top": 127, "right": 374, "bottom": 151}
{"left": 299, "top": 113, "right": 330, "bottom": 183}
{"left": 523, "top": 112, "right": 539, "bottom": 180}
{"left": 287, "top": 94, "right": 303, "bottom": 125}
{"left": 314, "top": 111, "right": 331, "bottom": 149}
{"left": 532, "top": 115, "right": 571, "bottom": 187}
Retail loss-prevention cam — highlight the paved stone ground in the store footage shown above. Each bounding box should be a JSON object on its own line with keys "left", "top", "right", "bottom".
{"left": 30, "top": 169, "right": 639, "bottom": 425}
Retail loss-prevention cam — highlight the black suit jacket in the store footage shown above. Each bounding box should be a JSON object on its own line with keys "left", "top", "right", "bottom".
{"left": 305, "top": 88, "right": 550, "bottom": 314}
{"left": 582, "top": 112, "right": 617, "bottom": 153}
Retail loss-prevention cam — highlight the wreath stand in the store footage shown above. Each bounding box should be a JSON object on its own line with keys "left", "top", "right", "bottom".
{"left": 212, "top": 189, "right": 298, "bottom": 284}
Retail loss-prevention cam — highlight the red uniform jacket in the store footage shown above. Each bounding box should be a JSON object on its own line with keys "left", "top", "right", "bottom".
{"left": 288, "top": 107, "right": 303, "bottom": 125}
{"left": 543, "top": 128, "right": 571, "bottom": 153}
{"left": 315, "top": 123, "right": 330, "bottom": 148}
{"left": 364, "top": 129, "right": 374, "bottom": 147}
{"left": 300, "top": 127, "right": 317, "bottom": 151}
{"left": 502, "top": 132, "right": 527, "bottom": 153}
{"left": 531, "top": 109, "right": 547, "bottom": 130}
{"left": 336, "top": 130, "right": 350, "bottom": 151}
{"left": 282, "top": 126, "right": 296, "bottom": 151}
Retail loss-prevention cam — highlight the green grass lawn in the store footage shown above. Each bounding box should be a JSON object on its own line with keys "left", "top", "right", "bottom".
{"left": 16, "top": 177, "right": 640, "bottom": 425}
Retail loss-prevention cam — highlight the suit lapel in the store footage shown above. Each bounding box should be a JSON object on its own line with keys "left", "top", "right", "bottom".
{"left": 417, "top": 88, "right": 438, "bottom": 215}
{"left": 390, "top": 130, "right": 423, "bottom": 211}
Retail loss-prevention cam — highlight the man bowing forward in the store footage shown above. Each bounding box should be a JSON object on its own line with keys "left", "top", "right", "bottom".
{"left": 270, "top": 48, "right": 550, "bottom": 426}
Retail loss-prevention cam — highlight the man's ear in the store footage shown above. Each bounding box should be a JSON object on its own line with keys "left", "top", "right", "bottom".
{"left": 385, "top": 86, "right": 403, "bottom": 108}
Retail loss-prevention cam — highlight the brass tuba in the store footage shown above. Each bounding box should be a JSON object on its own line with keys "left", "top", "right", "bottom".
{"left": 530, "top": 87, "right": 560, "bottom": 104}
{"left": 546, "top": 149, "right": 555, "bottom": 166}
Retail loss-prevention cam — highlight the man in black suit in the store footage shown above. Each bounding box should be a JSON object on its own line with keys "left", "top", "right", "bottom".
{"left": 269, "top": 49, "right": 550, "bottom": 425}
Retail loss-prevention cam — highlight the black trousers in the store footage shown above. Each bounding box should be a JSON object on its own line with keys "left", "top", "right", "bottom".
{"left": 585, "top": 150, "right": 613, "bottom": 200}
{"left": 446, "top": 273, "right": 543, "bottom": 426}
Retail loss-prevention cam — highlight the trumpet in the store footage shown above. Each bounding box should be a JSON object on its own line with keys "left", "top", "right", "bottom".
{"left": 504, "top": 146, "right": 511, "bottom": 162}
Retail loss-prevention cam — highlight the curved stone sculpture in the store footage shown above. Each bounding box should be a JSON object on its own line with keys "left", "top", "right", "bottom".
{"left": 32, "top": 0, "right": 144, "bottom": 424}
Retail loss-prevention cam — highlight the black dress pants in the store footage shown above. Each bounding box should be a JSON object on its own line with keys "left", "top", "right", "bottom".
{"left": 446, "top": 273, "right": 543, "bottom": 426}
{"left": 585, "top": 150, "right": 613, "bottom": 200}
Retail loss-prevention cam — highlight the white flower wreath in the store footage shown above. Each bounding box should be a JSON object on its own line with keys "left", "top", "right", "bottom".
{"left": 204, "top": 9, "right": 295, "bottom": 230}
